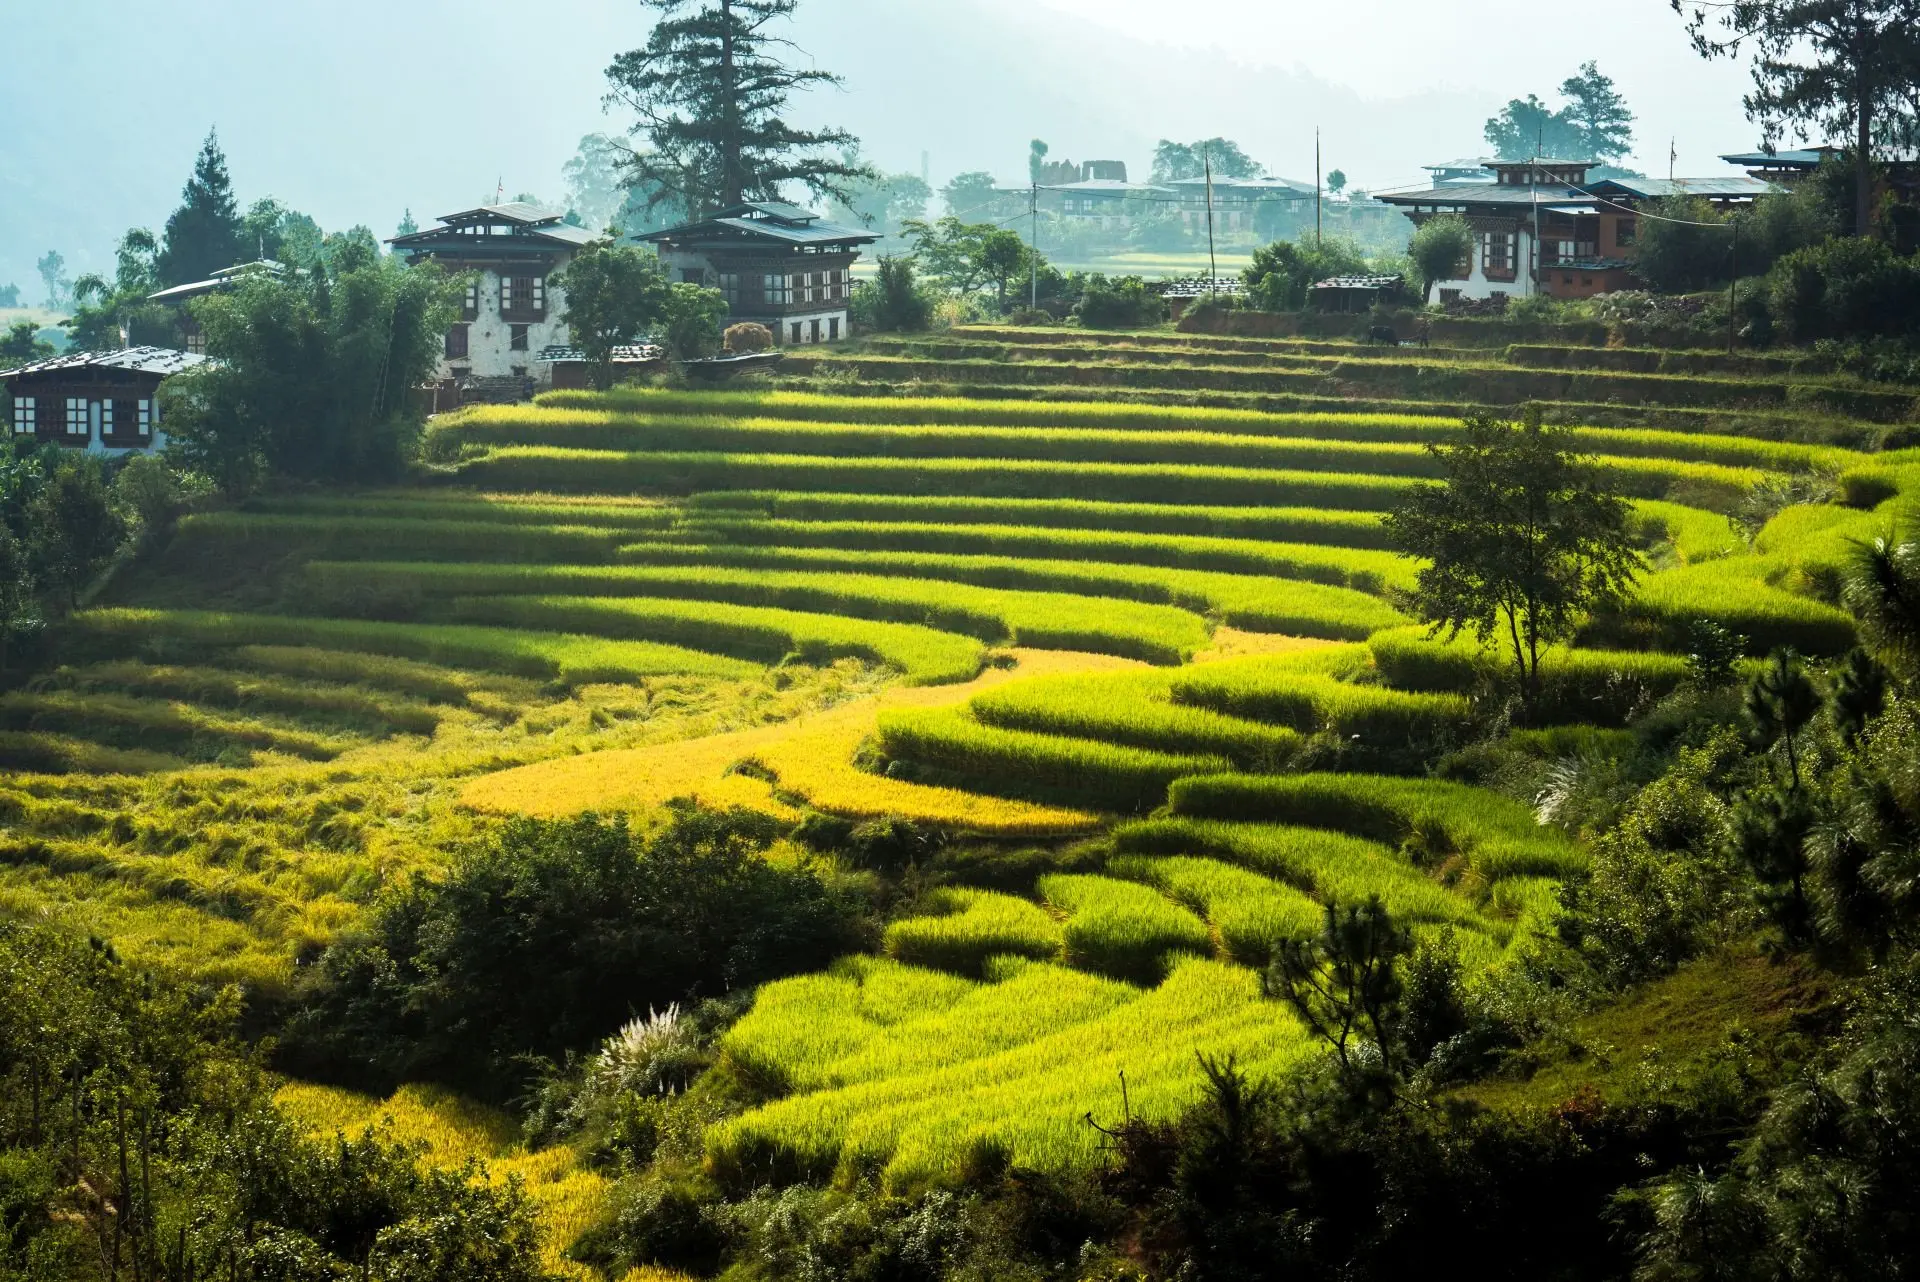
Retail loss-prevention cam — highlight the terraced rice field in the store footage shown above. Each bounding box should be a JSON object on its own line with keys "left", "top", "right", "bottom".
{"left": 13, "top": 325, "right": 1917, "bottom": 1204}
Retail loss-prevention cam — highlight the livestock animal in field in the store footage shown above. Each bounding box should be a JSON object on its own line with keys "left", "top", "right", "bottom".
{"left": 1366, "top": 325, "right": 1400, "bottom": 347}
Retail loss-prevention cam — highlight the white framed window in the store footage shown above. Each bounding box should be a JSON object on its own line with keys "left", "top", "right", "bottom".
{"left": 531, "top": 277, "right": 545, "bottom": 311}
{"left": 717, "top": 272, "right": 739, "bottom": 302}
{"left": 11, "top": 397, "right": 34, "bottom": 434}
{"left": 137, "top": 399, "right": 153, "bottom": 437}
{"left": 463, "top": 281, "right": 480, "bottom": 317}
{"left": 100, "top": 400, "right": 112, "bottom": 435}
{"left": 764, "top": 273, "right": 790, "bottom": 305}
{"left": 66, "top": 397, "right": 86, "bottom": 436}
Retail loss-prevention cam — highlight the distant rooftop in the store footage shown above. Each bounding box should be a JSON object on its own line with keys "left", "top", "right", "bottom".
{"left": 1, "top": 346, "right": 207, "bottom": 380}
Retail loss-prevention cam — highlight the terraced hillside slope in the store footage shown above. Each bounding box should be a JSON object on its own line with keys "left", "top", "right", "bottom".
{"left": 15, "top": 321, "right": 1911, "bottom": 1206}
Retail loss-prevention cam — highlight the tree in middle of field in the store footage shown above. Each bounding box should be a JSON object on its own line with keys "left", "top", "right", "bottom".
{"left": 1384, "top": 407, "right": 1643, "bottom": 711}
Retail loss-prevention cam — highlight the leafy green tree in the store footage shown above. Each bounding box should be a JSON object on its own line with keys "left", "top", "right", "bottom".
{"left": 830, "top": 163, "right": 932, "bottom": 240}
{"left": 164, "top": 256, "right": 460, "bottom": 493}
{"left": 605, "top": 0, "right": 870, "bottom": 218}
{"left": 1326, "top": 168, "right": 1348, "bottom": 195}
{"left": 1557, "top": 62, "right": 1636, "bottom": 162}
{"left": 902, "top": 216, "right": 1040, "bottom": 310}
{"left": 289, "top": 805, "right": 862, "bottom": 1101}
{"left": 1407, "top": 214, "right": 1474, "bottom": 301}
{"left": 1151, "top": 138, "right": 1262, "bottom": 183}
{"left": 1072, "top": 274, "right": 1165, "bottom": 328}
{"left": 856, "top": 256, "right": 932, "bottom": 332}
{"left": 660, "top": 280, "right": 730, "bottom": 358}
{"left": 25, "top": 457, "right": 123, "bottom": 611}
{"left": 0, "top": 320, "right": 52, "bottom": 363}
{"left": 553, "top": 242, "right": 674, "bottom": 387}
{"left": 0, "top": 283, "right": 17, "bottom": 307}
{"left": 1482, "top": 66, "right": 1635, "bottom": 163}
{"left": 35, "top": 250, "right": 68, "bottom": 310}
{"left": 1678, "top": 0, "right": 1920, "bottom": 240}
{"left": 0, "top": 921, "right": 554, "bottom": 1281}
{"left": 1484, "top": 94, "right": 1587, "bottom": 160}
{"left": 1384, "top": 408, "right": 1643, "bottom": 709}
{"left": 0, "top": 526, "right": 39, "bottom": 671}
{"left": 64, "top": 228, "right": 168, "bottom": 349}
{"left": 155, "top": 129, "right": 245, "bottom": 287}
{"left": 940, "top": 170, "right": 1012, "bottom": 221}
{"left": 1242, "top": 237, "right": 1369, "bottom": 311}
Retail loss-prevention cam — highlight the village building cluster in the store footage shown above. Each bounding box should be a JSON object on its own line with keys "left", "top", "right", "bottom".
{"left": 0, "top": 144, "right": 1873, "bottom": 451}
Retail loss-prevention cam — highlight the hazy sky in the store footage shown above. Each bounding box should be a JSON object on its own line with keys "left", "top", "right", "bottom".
{"left": 1, "top": 0, "right": 1788, "bottom": 295}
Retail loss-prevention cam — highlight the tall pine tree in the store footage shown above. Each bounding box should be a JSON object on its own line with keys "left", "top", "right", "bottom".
{"left": 156, "top": 129, "right": 244, "bottom": 287}
{"left": 604, "top": 0, "right": 870, "bottom": 219}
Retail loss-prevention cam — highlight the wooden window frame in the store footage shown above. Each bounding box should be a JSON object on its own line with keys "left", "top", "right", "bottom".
{"left": 66, "top": 397, "right": 86, "bottom": 436}
{"left": 509, "top": 323, "right": 530, "bottom": 352}
{"left": 1481, "top": 230, "right": 1518, "bottom": 282}
{"left": 446, "top": 323, "right": 470, "bottom": 359}
{"left": 137, "top": 399, "right": 153, "bottom": 437}
{"left": 462, "top": 281, "right": 480, "bottom": 321}
{"left": 11, "top": 398, "right": 33, "bottom": 434}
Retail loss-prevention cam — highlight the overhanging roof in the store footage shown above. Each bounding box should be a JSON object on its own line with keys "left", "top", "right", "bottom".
{"left": 1592, "top": 175, "right": 1780, "bottom": 199}
{"left": 1720, "top": 148, "right": 1837, "bottom": 169}
{"left": 1, "top": 347, "right": 207, "bottom": 381}
{"left": 1373, "top": 183, "right": 1596, "bottom": 208}
{"left": 638, "top": 202, "right": 877, "bottom": 248}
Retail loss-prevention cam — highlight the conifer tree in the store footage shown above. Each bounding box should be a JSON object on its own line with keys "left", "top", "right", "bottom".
{"left": 156, "top": 129, "right": 244, "bottom": 287}
{"left": 604, "top": 0, "right": 869, "bottom": 218}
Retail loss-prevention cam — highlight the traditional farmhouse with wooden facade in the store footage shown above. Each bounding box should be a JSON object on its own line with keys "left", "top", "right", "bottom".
{"left": 639, "top": 202, "right": 876, "bottom": 346}
{"left": 1, "top": 347, "right": 205, "bottom": 454}
{"left": 1380, "top": 157, "right": 1781, "bottom": 303}
{"left": 387, "top": 203, "right": 595, "bottom": 398}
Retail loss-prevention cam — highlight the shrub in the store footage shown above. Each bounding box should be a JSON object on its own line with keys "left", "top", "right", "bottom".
{"left": 724, "top": 322, "right": 774, "bottom": 353}
{"left": 1767, "top": 237, "right": 1920, "bottom": 343}
{"left": 854, "top": 256, "right": 934, "bottom": 333}
{"left": 1073, "top": 274, "right": 1165, "bottom": 328}
{"left": 1244, "top": 238, "right": 1370, "bottom": 311}
{"left": 286, "top": 805, "right": 864, "bottom": 1100}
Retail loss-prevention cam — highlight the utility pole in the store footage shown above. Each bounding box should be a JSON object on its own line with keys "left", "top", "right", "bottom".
{"left": 1204, "top": 148, "right": 1218, "bottom": 297}
{"left": 1315, "top": 128, "right": 1323, "bottom": 246}
{"left": 1030, "top": 180, "right": 1039, "bottom": 311}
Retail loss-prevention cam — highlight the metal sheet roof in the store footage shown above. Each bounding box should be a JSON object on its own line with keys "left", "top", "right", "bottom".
{"left": 1720, "top": 148, "right": 1836, "bottom": 168}
{"left": 0, "top": 346, "right": 207, "bottom": 380}
{"left": 1592, "top": 176, "right": 1780, "bottom": 199}
{"left": 1544, "top": 257, "right": 1634, "bottom": 272}
{"left": 1312, "top": 274, "right": 1405, "bottom": 290}
{"left": 535, "top": 344, "right": 664, "bottom": 363}
{"left": 1373, "top": 184, "right": 1596, "bottom": 207}
{"left": 439, "top": 201, "right": 566, "bottom": 225}
{"left": 639, "top": 206, "right": 876, "bottom": 246}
